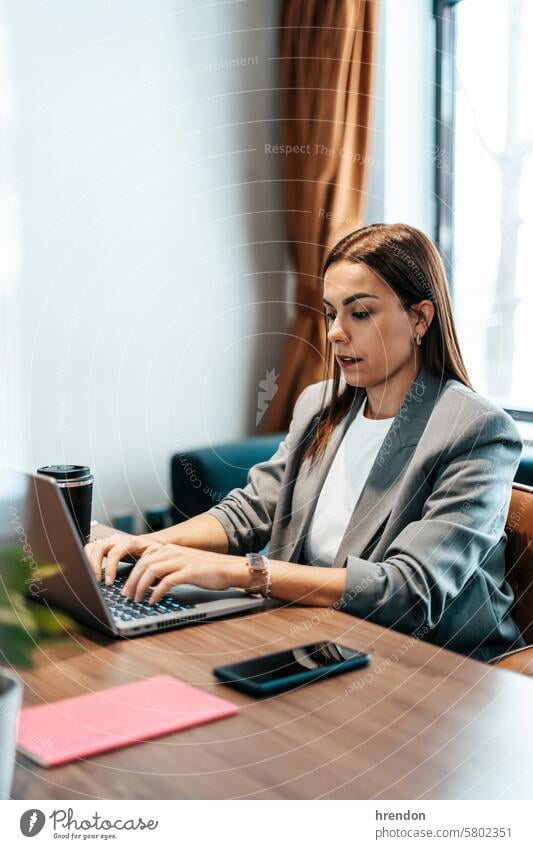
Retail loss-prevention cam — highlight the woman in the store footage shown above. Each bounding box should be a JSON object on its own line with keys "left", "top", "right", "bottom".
{"left": 86, "top": 223, "right": 524, "bottom": 661}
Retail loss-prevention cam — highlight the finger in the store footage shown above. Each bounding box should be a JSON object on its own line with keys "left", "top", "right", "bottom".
{"left": 84, "top": 538, "right": 117, "bottom": 579}
{"left": 149, "top": 571, "right": 187, "bottom": 606}
{"left": 83, "top": 540, "right": 97, "bottom": 573}
{"left": 103, "top": 538, "right": 143, "bottom": 586}
{"left": 132, "top": 559, "right": 173, "bottom": 603}
{"left": 121, "top": 544, "right": 166, "bottom": 597}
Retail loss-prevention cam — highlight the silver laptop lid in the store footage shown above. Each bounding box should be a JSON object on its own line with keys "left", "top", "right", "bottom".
{"left": 0, "top": 467, "right": 264, "bottom": 638}
{"left": 0, "top": 467, "right": 117, "bottom": 635}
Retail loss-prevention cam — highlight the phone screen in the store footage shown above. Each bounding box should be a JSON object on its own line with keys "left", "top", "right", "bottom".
{"left": 228, "top": 641, "right": 368, "bottom": 685}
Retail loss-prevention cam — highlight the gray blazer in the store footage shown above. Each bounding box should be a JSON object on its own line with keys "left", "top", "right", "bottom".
{"left": 207, "top": 365, "right": 524, "bottom": 661}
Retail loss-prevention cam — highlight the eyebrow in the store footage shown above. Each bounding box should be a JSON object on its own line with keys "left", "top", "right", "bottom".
{"left": 322, "top": 293, "right": 380, "bottom": 307}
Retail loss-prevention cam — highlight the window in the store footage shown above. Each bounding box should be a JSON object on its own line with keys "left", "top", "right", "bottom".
{"left": 435, "top": 0, "right": 533, "bottom": 415}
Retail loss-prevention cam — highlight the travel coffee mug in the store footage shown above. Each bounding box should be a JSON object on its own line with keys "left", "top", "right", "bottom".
{"left": 37, "top": 464, "right": 94, "bottom": 544}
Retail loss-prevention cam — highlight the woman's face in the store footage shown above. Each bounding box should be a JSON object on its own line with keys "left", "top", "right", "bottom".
{"left": 323, "top": 260, "right": 426, "bottom": 389}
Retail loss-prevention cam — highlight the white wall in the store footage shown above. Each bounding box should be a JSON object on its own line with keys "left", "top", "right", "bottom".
{"left": 3, "top": 0, "right": 291, "bottom": 526}
{"left": 0, "top": 3, "right": 25, "bottom": 488}
{"left": 382, "top": 0, "right": 436, "bottom": 231}
{"left": 2, "top": 0, "right": 436, "bottom": 528}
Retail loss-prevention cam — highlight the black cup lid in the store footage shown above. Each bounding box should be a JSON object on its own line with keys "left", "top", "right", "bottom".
{"left": 37, "top": 465, "right": 92, "bottom": 482}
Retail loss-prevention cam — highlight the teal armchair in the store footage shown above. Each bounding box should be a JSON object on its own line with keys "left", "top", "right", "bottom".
{"left": 170, "top": 433, "right": 287, "bottom": 525}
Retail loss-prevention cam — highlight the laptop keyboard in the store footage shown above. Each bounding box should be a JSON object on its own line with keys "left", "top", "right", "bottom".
{"left": 99, "top": 574, "right": 193, "bottom": 622}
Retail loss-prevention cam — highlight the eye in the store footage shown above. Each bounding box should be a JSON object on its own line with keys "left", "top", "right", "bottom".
{"left": 324, "top": 312, "right": 336, "bottom": 322}
{"left": 352, "top": 311, "right": 370, "bottom": 319}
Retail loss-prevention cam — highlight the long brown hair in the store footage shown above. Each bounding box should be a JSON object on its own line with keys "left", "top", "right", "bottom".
{"left": 304, "top": 222, "right": 473, "bottom": 462}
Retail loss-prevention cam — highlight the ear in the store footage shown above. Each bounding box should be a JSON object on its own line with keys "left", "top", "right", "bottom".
{"left": 411, "top": 300, "right": 435, "bottom": 335}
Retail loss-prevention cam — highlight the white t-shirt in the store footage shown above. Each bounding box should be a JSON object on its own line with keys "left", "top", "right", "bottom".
{"left": 301, "top": 399, "right": 395, "bottom": 567}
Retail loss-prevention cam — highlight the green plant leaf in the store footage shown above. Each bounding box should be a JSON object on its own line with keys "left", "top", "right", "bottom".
{"left": 0, "top": 624, "right": 35, "bottom": 668}
{"left": 0, "top": 544, "right": 76, "bottom": 667}
{"left": 32, "top": 561, "right": 63, "bottom": 580}
{"left": 0, "top": 544, "right": 30, "bottom": 598}
{"left": 0, "top": 594, "right": 39, "bottom": 634}
{"left": 29, "top": 604, "right": 73, "bottom": 637}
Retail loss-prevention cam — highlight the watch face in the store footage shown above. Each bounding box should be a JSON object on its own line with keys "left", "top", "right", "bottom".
{"left": 249, "top": 553, "right": 264, "bottom": 569}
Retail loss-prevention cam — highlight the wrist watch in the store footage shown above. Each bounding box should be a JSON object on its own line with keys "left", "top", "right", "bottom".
{"left": 245, "top": 552, "right": 272, "bottom": 598}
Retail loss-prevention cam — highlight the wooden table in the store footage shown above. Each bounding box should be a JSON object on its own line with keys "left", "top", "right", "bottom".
{"left": 12, "top": 527, "right": 533, "bottom": 800}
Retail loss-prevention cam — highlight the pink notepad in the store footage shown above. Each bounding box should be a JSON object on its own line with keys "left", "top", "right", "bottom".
{"left": 17, "top": 674, "right": 238, "bottom": 767}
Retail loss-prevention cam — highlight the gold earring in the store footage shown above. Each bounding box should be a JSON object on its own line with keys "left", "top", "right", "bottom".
{"left": 416, "top": 333, "right": 422, "bottom": 346}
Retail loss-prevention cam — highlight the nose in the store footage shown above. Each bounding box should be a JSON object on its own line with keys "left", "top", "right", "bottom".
{"left": 327, "top": 316, "right": 349, "bottom": 345}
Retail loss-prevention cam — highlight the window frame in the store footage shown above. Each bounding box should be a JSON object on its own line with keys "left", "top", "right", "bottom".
{"left": 432, "top": 0, "right": 533, "bottom": 419}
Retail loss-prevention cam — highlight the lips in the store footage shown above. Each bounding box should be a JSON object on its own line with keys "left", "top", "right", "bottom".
{"left": 336, "top": 355, "right": 362, "bottom": 366}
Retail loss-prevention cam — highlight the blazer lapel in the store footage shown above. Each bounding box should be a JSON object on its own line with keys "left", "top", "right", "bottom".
{"left": 332, "top": 365, "right": 446, "bottom": 565}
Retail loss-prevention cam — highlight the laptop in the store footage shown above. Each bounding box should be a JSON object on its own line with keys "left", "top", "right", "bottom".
{"left": 0, "top": 467, "right": 264, "bottom": 638}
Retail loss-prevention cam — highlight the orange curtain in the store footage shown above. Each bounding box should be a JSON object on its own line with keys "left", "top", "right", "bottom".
{"left": 262, "top": 0, "right": 379, "bottom": 432}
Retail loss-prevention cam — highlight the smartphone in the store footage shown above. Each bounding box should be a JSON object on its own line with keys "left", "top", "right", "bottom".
{"left": 213, "top": 641, "right": 370, "bottom": 696}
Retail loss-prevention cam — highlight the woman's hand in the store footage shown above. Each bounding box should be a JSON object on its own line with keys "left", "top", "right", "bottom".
{"left": 85, "top": 535, "right": 348, "bottom": 609}
{"left": 119, "top": 543, "right": 252, "bottom": 605}
{"left": 84, "top": 533, "right": 160, "bottom": 585}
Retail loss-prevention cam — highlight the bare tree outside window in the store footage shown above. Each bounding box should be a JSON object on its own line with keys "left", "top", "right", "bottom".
{"left": 452, "top": 0, "right": 533, "bottom": 409}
